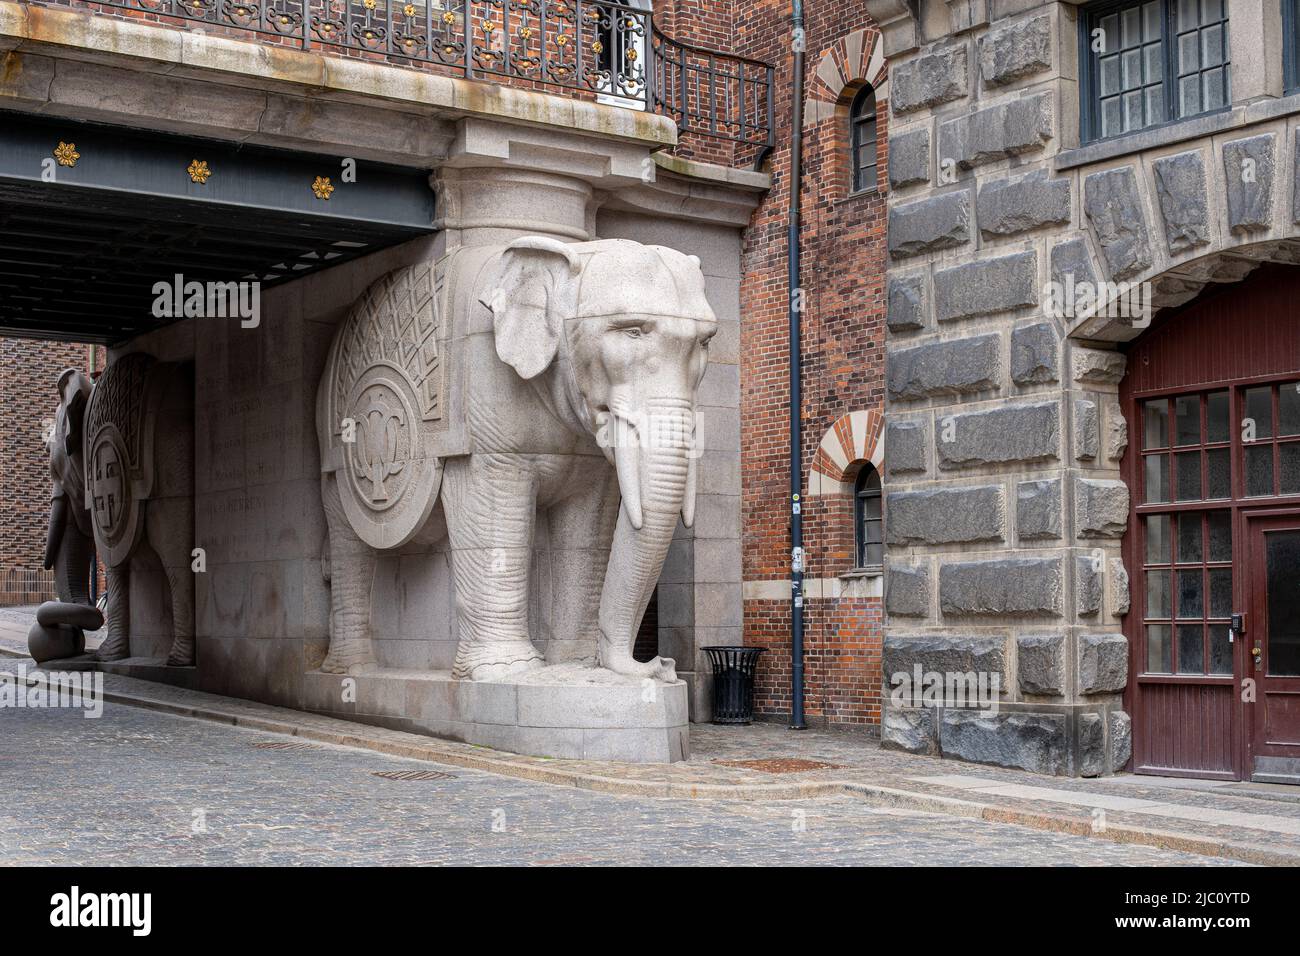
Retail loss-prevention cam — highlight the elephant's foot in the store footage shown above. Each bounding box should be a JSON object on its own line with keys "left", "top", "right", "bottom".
{"left": 166, "top": 637, "right": 195, "bottom": 667}
{"left": 320, "top": 643, "right": 376, "bottom": 675}
{"left": 598, "top": 639, "right": 677, "bottom": 682}
{"left": 95, "top": 633, "right": 130, "bottom": 662}
{"left": 452, "top": 641, "right": 544, "bottom": 682}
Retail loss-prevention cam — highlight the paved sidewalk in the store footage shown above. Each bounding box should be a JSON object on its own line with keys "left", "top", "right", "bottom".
{"left": 2, "top": 610, "right": 1297, "bottom": 865}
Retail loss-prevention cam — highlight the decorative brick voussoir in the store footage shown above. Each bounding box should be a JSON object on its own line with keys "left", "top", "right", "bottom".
{"left": 936, "top": 400, "right": 1060, "bottom": 469}
{"left": 888, "top": 189, "right": 971, "bottom": 258}
{"left": 937, "top": 92, "right": 1053, "bottom": 171}
{"left": 1223, "top": 133, "right": 1277, "bottom": 235}
{"left": 938, "top": 556, "right": 1063, "bottom": 617}
{"left": 887, "top": 334, "right": 1001, "bottom": 401}
{"left": 886, "top": 484, "right": 1004, "bottom": 545}
{"left": 933, "top": 249, "right": 1038, "bottom": 322}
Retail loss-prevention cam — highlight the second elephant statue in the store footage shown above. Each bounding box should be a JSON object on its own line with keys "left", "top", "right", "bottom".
{"left": 317, "top": 236, "right": 716, "bottom": 681}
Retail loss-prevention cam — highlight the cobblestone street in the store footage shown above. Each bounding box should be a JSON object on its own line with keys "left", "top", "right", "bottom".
{"left": 0, "top": 702, "right": 1242, "bottom": 866}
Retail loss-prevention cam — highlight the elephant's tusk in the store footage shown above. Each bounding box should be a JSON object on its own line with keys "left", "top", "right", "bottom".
{"left": 681, "top": 431, "right": 698, "bottom": 529}
{"left": 612, "top": 418, "right": 643, "bottom": 531}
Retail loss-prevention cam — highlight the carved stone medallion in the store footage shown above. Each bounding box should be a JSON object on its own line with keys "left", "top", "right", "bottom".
{"left": 338, "top": 365, "right": 440, "bottom": 549}
{"left": 87, "top": 424, "right": 140, "bottom": 566}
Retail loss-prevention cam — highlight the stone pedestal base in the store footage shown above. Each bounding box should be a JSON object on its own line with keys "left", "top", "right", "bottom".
{"left": 304, "top": 664, "right": 690, "bottom": 763}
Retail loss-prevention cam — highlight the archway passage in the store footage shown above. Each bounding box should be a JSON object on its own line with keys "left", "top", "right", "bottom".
{"left": 0, "top": 111, "right": 435, "bottom": 344}
{"left": 1121, "top": 265, "right": 1300, "bottom": 782}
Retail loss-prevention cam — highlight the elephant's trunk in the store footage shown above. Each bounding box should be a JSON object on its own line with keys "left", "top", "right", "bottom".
{"left": 44, "top": 496, "right": 66, "bottom": 572}
{"left": 598, "top": 399, "right": 695, "bottom": 679}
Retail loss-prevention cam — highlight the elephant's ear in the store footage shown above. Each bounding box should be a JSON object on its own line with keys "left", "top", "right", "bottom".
{"left": 484, "top": 236, "right": 580, "bottom": 381}
{"left": 58, "top": 370, "right": 87, "bottom": 458}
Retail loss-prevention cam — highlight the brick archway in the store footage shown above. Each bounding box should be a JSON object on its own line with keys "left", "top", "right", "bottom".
{"left": 809, "top": 408, "right": 884, "bottom": 496}
{"left": 803, "top": 28, "right": 889, "bottom": 127}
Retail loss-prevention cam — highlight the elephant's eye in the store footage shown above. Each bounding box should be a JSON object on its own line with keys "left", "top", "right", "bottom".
{"left": 622, "top": 327, "right": 645, "bottom": 339}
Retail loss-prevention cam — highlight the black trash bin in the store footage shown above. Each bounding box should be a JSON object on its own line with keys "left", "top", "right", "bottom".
{"left": 703, "top": 646, "right": 766, "bottom": 724}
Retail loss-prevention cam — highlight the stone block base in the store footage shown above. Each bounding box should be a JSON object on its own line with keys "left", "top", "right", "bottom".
{"left": 882, "top": 702, "right": 1129, "bottom": 777}
{"left": 303, "top": 663, "right": 690, "bottom": 763}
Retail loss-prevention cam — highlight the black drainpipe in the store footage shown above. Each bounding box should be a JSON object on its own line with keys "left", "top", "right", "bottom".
{"left": 787, "top": 0, "right": 807, "bottom": 731}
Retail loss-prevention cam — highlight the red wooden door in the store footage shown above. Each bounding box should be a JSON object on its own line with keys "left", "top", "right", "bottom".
{"left": 1245, "top": 511, "right": 1300, "bottom": 781}
{"left": 1121, "top": 266, "right": 1300, "bottom": 780}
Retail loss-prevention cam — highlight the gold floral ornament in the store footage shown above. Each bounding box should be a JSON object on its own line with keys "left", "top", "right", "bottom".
{"left": 53, "top": 142, "right": 80, "bottom": 168}
{"left": 363, "top": 0, "right": 376, "bottom": 8}
{"left": 442, "top": 10, "right": 455, "bottom": 23}
{"left": 404, "top": 3, "right": 415, "bottom": 14}
{"left": 555, "top": 33, "right": 570, "bottom": 46}
{"left": 591, "top": 40, "right": 603, "bottom": 54}
{"left": 187, "top": 159, "right": 212, "bottom": 184}
{"left": 312, "top": 176, "right": 335, "bottom": 200}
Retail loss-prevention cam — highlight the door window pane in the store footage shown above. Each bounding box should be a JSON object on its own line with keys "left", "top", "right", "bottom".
{"left": 1146, "top": 514, "right": 1171, "bottom": 563}
{"left": 1246, "top": 445, "right": 1274, "bottom": 496}
{"left": 1245, "top": 386, "right": 1273, "bottom": 439}
{"left": 1175, "top": 395, "right": 1201, "bottom": 445}
{"left": 1281, "top": 443, "right": 1300, "bottom": 496}
{"left": 1147, "top": 624, "right": 1172, "bottom": 673}
{"left": 1206, "top": 447, "right": 1230, "bottom": 498}
{"left": 1265, "top": 530, "right": 1300, "bottom": 676}
{"left": 1177, "top": 569, "right": 1204, "bottom": 618}
{"left": 1209, "top": 567, "right": 1232, "bottom": 617}
{"left": 1144, "top": 400, "right": 1168, "bottom": 448}
{"left": 1280, "top": 383, "right": 1300, "bottom": 436}
{"left": 1147, "top": 569, "right": 1171, "bottom": 618}
{"left": 1177, "top": 623, "right": 1204, "bottom": 673}
{"left": 1175, "top": 450, "right": 1202, "bottom": 500}
{"left": 1208, "top": 509, "right": 1232, "bottom": 561}
{"left": 1176, "top": 513, "right": 1203, "bottom": 563}
{"left": 1209, "top": 624, "right": 1232, "bottom": 675}
{"left": 1207, "top": 390, "right": 1230, "bottom": 442}
{"left": 1145, "top": 454, "right": 1170, "bottom": 502}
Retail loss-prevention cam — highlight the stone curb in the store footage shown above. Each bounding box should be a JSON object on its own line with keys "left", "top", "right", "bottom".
{"left": 2, "top": 652, "right": 1290, "bottom": 866}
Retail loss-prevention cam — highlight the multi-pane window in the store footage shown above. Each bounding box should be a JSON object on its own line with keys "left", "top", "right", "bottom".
{"left": 1139, "top": 390, "right": 1234, "bottom": 676}
{"left": 1137, "top": 381, "right": 1300, "bottom": 676}
{"left": 1083, "top": 0, "right": 1230, "bottom": 142}
{"left": 854, "top": 465, "right": 883, "bottom": 569}
{"left": 1241, "top": 381, "right": 1300, "bottom": 497}
{"left": 849, "top": 85, "right": 878, "bottom": 193}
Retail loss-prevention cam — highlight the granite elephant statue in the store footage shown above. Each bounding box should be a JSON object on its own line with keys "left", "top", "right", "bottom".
{"left": 28, "top": 369, "right": 101, "bottom": 663}
{"left": 44, "top": 368, "right": 96, "bottom": 606}
{"left": 83, "top": 353, "right": 196, "bottom": 666}
{"left": 316, "top": 236, "right": 716, "bottom": 681}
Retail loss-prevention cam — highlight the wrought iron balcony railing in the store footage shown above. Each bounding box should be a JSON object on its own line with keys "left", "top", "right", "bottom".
{"left": 54, "top": 0, "right": 774, "bottom": 158}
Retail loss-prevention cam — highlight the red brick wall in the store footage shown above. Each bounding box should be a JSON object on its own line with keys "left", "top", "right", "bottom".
{"left": 0, "top": 339, "right": 99, "bottom": 606}
{"left": 735, "top": 1, "right": 888, "bottom": 727}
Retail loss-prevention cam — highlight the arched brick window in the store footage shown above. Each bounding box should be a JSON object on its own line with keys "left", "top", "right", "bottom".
{"left": 854, "top": 464, "right": 883, "bottom": 570}
{"left": 849, "top": 84, "right": 878, "bottom": 193}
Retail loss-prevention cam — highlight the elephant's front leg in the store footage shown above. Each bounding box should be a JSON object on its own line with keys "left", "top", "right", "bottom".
{"left": 321, "top": 473, "right": 378, "bottom": 674}
{"left": 545, "top": 460, "right": 620, "bottom": 665}
{"left": 442, "top": 454, "right": 545, "bottom": 681}
{"left": 96, "top": 565, "right": 130, "bottom": 661}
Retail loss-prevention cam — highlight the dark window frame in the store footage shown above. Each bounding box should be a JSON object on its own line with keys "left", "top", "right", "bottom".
{"left": 849, "top": 84, "right": 878, "bottom": 194}
{"left": 1079, "top": 0, "right": 1231, "bottom": 145}
{"left": 854, "top": 464, "right": 884, "bottom": 571}
{"left": 1286, "top": 0, "right": 1300, "bottom": 94}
